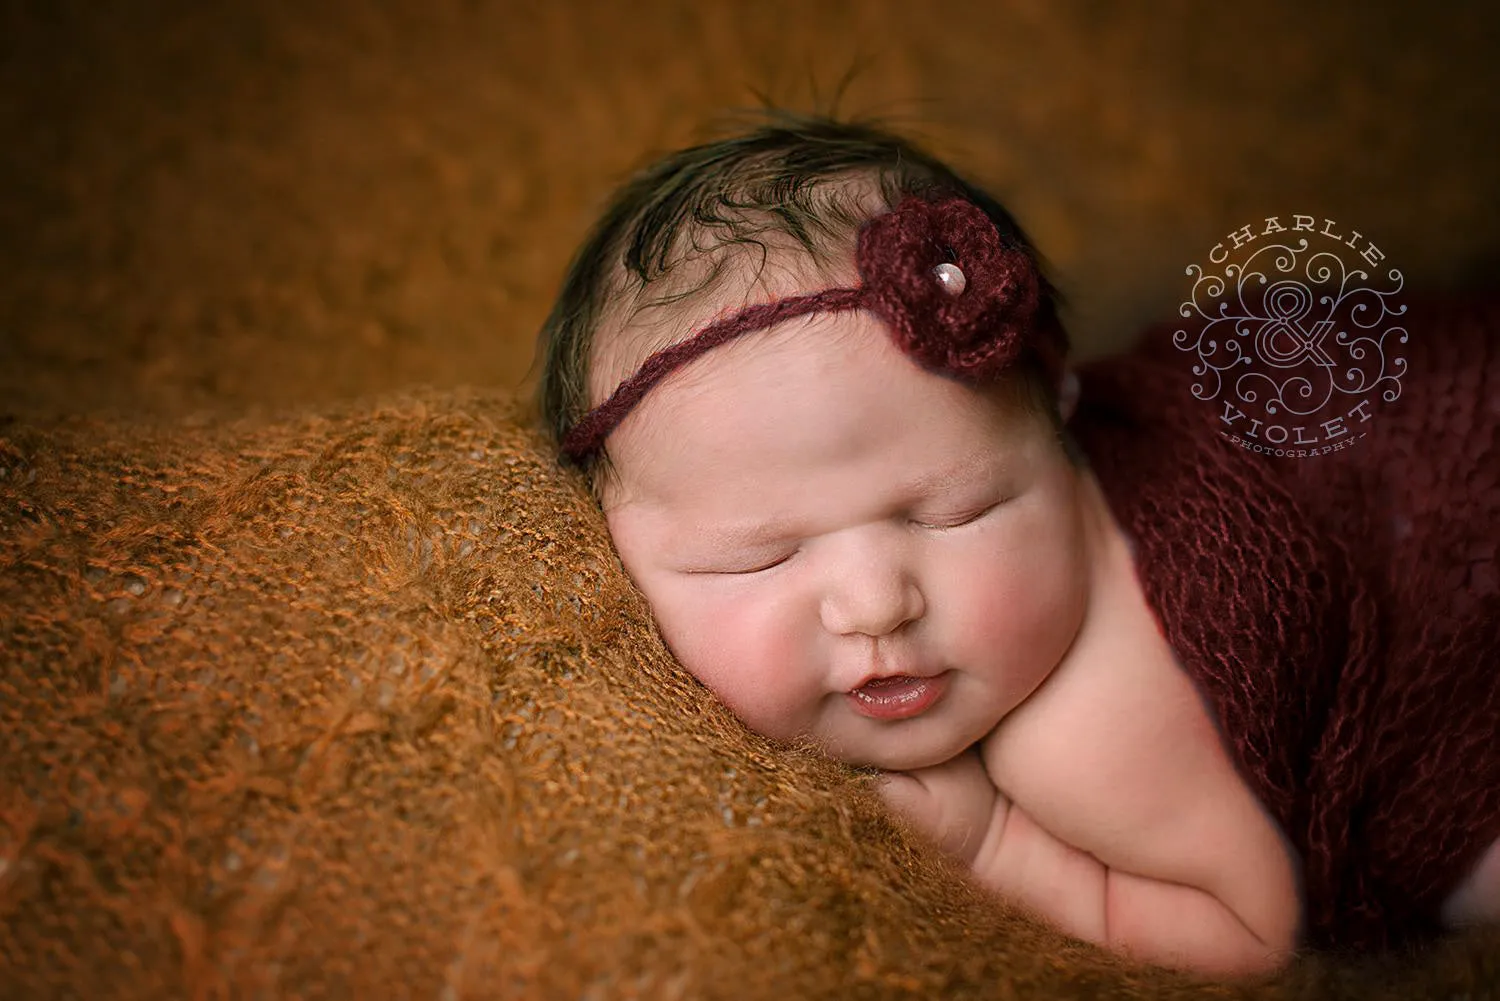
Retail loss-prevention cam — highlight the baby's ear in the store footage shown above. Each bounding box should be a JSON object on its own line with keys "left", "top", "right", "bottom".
{"left": 1056, "top": 366, "right": 1080, "bottom": 423}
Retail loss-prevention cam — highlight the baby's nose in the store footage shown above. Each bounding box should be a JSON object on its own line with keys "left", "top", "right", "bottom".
{"left": 818, "top": 548, "right": 925, "bottom": 638}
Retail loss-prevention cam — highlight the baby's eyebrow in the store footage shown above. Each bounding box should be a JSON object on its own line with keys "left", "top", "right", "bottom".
{"left": 902, "top": 454, "right": 1002, "bottom": 498}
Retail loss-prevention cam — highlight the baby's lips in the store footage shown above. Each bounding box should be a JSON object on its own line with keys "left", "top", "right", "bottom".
{"left": 854, "top": 674, "right": 919, "bottom": 690}
{"left": 846, "top": 672, "right": 950, "bottom": 721}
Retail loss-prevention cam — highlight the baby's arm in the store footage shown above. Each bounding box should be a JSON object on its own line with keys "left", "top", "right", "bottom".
{"left": 881, "top": 751, "right": 1112, "bottom": 941}
{"left": 982, "top": 801, "right": 1293, "bottom": 977}
{"left": 882, "top": 753, "right": 1294, "bottom": 978}
{"left": 881, "top": 755, "right": 1110, "bottom": 945}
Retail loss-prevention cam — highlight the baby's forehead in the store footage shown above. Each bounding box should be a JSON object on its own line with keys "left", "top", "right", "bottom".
{"left": 587, "top": 230, "right": 862, "bottom": 409}
{"left": 587, "top": 172, "right": 897, "bottom": 407}
{"left": 598, "top": 308, "right": 1050, "bottom": 516}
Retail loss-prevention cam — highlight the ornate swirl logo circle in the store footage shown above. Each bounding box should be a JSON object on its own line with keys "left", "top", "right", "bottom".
{"left": 1174, "top": 216, "right": 1408, "bottom": 458}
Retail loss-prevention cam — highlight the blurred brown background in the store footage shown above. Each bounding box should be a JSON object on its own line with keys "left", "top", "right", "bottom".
{"left": 1, "top": 0, "right": 1496, "bottom": 425}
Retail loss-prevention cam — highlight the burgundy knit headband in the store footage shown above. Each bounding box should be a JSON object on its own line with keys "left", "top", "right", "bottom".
{"left": 561, "top": 194, "right": 1067, "bottom": 462}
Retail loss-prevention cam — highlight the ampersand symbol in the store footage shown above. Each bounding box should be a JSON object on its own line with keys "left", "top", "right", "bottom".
{"left": 1256, "top": 280, "right": 1337, "bottom": 369}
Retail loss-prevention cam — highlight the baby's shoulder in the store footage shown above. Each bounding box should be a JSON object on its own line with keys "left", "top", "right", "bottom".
{"left": 980, "top": 512, "right": 1261, "bottom": 874}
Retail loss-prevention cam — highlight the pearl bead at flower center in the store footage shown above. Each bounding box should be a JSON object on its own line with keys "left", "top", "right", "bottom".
{"left": 932, "top": 261, "right": 967, "bottom": 295}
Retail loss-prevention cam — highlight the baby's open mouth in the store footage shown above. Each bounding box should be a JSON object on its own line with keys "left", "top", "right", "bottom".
{"left": 846, "top": 673, "right": 949, "bottom": 721}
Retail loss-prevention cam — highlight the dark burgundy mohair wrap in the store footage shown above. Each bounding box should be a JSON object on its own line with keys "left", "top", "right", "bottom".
{"left": 561, "top": 195, "right": 1067, "bottom": 462}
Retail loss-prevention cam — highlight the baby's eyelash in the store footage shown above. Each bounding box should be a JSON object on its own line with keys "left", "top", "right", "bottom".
{"left": 727, "top": 554, "right": 793, "bottom": 575}
{"left": 911, "top": 500, "right": 1003, "bottom": 531}
{"left": 689, "top": 552, "right": 795, "bottom": 576}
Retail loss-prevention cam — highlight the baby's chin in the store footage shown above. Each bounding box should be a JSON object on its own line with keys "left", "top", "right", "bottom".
{"left": 818, "top": 726, "right": 983, "bottom": 773}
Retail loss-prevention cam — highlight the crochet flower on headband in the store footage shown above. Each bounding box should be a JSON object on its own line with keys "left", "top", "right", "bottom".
{"left": 561, "top": 194, "right": 1066, "bottom": 462}
{"left": 858, "top": 195, "right": 1048, "bottom": 381}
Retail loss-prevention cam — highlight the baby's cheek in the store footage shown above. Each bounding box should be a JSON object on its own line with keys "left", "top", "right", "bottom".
{"left": 655, "top": 586, "right": 816, "bottom": 742}
{"left": 944, "top": 536, "right": 1087, "bottom": 684}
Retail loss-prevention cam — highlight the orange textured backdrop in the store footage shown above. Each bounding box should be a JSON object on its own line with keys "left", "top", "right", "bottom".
{"left": 1, "top": 0, "right": 1496, "bottom": 424}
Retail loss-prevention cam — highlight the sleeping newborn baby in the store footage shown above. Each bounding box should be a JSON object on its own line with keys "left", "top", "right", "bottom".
{"left": 535, "top": 115, "right": 1500, "bottom": 977}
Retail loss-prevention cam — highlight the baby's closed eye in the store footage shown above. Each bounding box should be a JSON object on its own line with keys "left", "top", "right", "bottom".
{"left": 681, "top": 549, "right": 800, "bottom": 576}
{"left": 679, "top": 496, "right": 1010, "bottom": 574}
{"left": 908, "top": 497, "right": 1008, "bottom": 531}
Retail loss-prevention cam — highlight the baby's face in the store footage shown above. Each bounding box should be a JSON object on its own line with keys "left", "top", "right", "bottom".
{"left": 599, "top": 310, "right": 1091, "bottom": 771}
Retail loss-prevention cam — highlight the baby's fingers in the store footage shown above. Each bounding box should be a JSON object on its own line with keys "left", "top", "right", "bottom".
{"left": 877, "top": 771, "right": 938, "bottom": 828}
{"left": 877, "top": 766, "right": 994, "bottom": 864}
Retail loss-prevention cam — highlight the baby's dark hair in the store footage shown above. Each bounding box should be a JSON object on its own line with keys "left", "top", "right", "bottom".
{"left": 535, "top": 112, "right": 1069, "bottom": 475}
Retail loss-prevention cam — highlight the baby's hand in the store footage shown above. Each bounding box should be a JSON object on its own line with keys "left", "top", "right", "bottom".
{"left": 877, "top": 746, "right": 1006, "bottom": 865}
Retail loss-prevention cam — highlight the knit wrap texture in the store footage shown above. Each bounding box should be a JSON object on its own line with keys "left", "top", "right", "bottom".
{"left": 2, "top": 304, "right": 1498, "bottom": 997}
{"left": 1070, "top": 292, "right": 1500, "bottom": 956}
